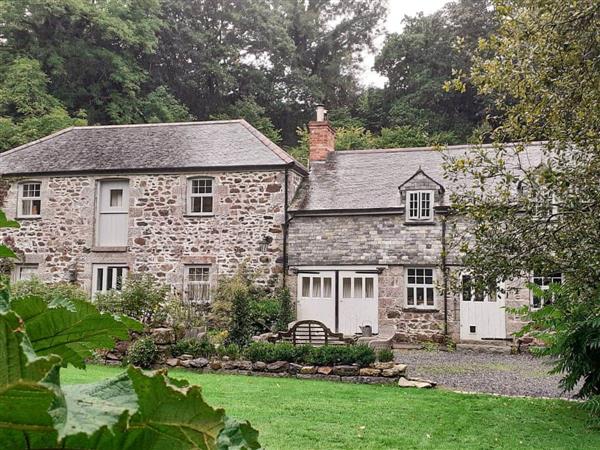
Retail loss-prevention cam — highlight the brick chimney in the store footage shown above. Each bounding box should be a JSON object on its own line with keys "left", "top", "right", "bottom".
{"left": 308, "top": 105, "right": 335, "bottom": 163}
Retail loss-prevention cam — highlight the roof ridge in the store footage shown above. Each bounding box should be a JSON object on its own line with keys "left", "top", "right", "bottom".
{"left": 334, "top": 141, "right": 546, "bottom": 155}
{"left": 71, "top": 119, "right": 245, "bottom": 130}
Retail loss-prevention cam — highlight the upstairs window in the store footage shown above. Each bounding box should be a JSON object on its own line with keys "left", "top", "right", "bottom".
{"left": 406, "top": 268, "right": 435, "bottom": 308}
{"left": 188, "top": 178, "right": 213, "bottom": 215}
{"left": 185, "top": 266, "right": 211, "bottom": 303}
{"left": 407, "top": 190, "right": 433, "bottom": 221}
{"left": 531, "top": 273, "right": 563, "bottom": 309}
{"left": 18, "top": 182, "right": 42, "bottom": 218}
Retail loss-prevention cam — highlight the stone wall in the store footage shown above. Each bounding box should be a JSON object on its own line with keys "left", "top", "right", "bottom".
{"left": 286, "top": 212, "right": 530, "bottom": 343}
{"left": 1, "top": 167, "right": 304, "bottom": 294}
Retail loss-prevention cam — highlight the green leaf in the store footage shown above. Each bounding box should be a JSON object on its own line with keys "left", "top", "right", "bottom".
{"left": 11, "top": 296, "right": 142, "bottom": 369}
{"left": 0, "top": 245, "right": 17, "bottom": 258}
{"left": 217, "top": 417, "right": 262, "bottom": 450}
{"left": 0, "top": 310, "right": 62, "bottom": 449}
{"left": 0, "top": 210, "right": 20, "bottom": 229}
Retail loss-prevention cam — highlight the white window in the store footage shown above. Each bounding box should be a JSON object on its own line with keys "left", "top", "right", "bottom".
{"left": 406, "top": 268, "right": 435, "bottom": 308}
{"left": 187, "top": 178, "right": 214, "bottom": 215}
{"left": 407, "top": 190, "right": 433, "bottom": 221}
{"left": 92, "top": 264, "right": 128, "bottom": 296}
{"left": 13, "top": 264, "right": 39, "bottom": 282}
{"left": 185, "top": 266, "right": 211, "bottom": 303}
{"left": 18, "top": 182, "right": 42, "bottom": 218}
{"left": 531, "top": 273, "right": 562, "bottom": 309}
{"left": 340, "top": 275, "right": 375, "bottom": 299}
{"left": 300, "top": 274, "right": 334, "bottom": 299}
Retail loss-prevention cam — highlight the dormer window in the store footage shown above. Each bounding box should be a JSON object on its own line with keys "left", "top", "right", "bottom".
{"left": 407, "top": 190, "right": 433, "bottom": 221}
{"left": 17, "top": 182, "right": 42, "bottom": 218}
{"left": 187, "top": 178, "right": 214, "bottom": 215}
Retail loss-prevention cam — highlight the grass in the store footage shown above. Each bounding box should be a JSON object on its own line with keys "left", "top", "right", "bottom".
{"left": 62, "top": 365, "right": 600, "bottom": 450}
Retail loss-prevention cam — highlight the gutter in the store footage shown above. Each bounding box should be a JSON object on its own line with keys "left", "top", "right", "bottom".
{"left": 282, "top": 164, "right": 291, "bottom": 288}
{"left": 441, "top": 214, "right": 449, "bottom": 339}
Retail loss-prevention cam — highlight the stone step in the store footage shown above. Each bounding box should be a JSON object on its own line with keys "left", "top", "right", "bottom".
{"left": 456, "top": 343, "right": 513, "bottom": 354}
{"left": 391, "top": 342, "right": 423, "bottom": 350}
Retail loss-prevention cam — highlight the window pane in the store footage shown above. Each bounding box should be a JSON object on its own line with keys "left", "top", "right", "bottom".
{"left": 202, "top": 196, "right": 213, "bottom": 213}
{"left": 353, "top": 278, "right": 362, "bottom": 298}
{"left": 365, "top": 278, "right": 374, "bottom": 298}
{"left": 107, "top": 267, "right": 113, "bottom": 290}
{"left": 416, "top": 287, "right": 424, "bottom": 305}
{"left": 31, "top": 199, "right": 41, "bottom": 215}
{"left": 323, "top": 278, "right": 332, "bottom": 297}
{"left": 421, "top": 192, "right": 431, "bottom": 217}
{"left": 96, "top": 268, "right": 103, "bottom": 292}
{"left": 342, "top": 278, "right": 352, "bottom": 298}
{"left": 312, "top": 277, "right": 321, "bottom": 297}
{"left": 409, "top": 192, "right": 419, "bottom": 218}
{"left": 22, "top": 199, "right": 32, "bottom": 216}
{"left": 407, "top": 287, "right": 414, "bottom": 305}
{"left": 110, "top": 189, "right": 123, "bottom": 207}
{"left": 191, "top": 197, "right": 202, "bottom": 213}
{"left": 426, "top": 288, "right": 434, "bottom": 306}
{"left": 301, "top": 277, "right": 310, "bottom": 297}
{"left": 462, "top": 276, "right": 471, "bottom": 301}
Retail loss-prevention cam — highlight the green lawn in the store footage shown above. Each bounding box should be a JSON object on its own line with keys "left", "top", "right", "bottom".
{"left": 62, "top": 365, "right": 599, "bottom": 450}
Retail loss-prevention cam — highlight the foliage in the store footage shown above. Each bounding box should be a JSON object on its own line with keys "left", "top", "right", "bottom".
{"left": 243, "top": 342, "right": 376, "bottom": 367}
{"left": 376, "top": 348, "right": 394, "bottom": 363}
{"left": 11, "top": 278, "right": 90, "bottom": 305}
{"left": 275, "top": 287, "right": 294, "bottom": 332}
{"left": 444, "top": 0, "right": 600, "bottom": 417}
{"left": 217, "top": 343, "right": 241, "bottom": 361}
{"left": 170, "top": 336, "right": 216, "bottom": 359}
{"left": 95, "top": 272, "right": 170, "bottom": 326}
{"left": 514, "top": 284, "right": 600, "bottom": 411}
{"left": 0, "top": 58, "right": 86, "bottom": 151}
{"left": 127, "top": 337, "right": 158, "bottom": 369}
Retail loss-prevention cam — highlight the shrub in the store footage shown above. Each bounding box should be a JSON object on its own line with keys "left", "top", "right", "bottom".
{"left": 249, "top": 296, "right": 281, "bottom": 335}
{"left": 243, "top": 342, "right": 375, "bottom": 367}
{"left": 11, "top": 278, "right": 90, "bottom": 304}
{"left": 377, "top": 348, "right": 394, "bottom": 363}
{"left": 170, "top": 336, "right": 215, "bottom": 358}
{"left": 127, "top": 337, "right": 158, "bottom": 368}
{"left": 218, "top": 343, "right": 241, "bottom": 360}
{"left": 275, "top": 287, "right": 294, "bottom": 331}
{"left": 228, "top": 278, "right": 254, "bottom": 347}
{"left": 95, "top": 273, "right": 169, "bottom": 326}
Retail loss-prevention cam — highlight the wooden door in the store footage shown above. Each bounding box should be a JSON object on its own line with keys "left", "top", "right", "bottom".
{"left": 296, "top": 272, "right": 336, "bottom": 332}
{"left": 338, "top": 271, "right": 379, "bottom": 335}
{"left": 96, "top": 180, "right": 129, "bottom": 247}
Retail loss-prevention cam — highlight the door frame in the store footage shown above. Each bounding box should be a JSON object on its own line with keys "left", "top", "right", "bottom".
{"left": 95, "top": 178, "right": 130, "bottom": 247}
{"left": 294, "top": 265, "right": 384, "bottom": 335}
{"left": 459, "top": 275, "right": 507, "bottom": 340}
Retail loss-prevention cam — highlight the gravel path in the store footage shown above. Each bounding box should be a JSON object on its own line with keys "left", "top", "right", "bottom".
{"left": 395, "top": 350, "right": 575, "bottom": 399}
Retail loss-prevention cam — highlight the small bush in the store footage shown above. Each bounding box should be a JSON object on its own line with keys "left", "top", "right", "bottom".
{"left": 377, "top": 348, "right": 394, "bottom": 362}
{"left": 170, "top": 336, "right": 215, "bottom": 358}
{"left": 127, "top": 337, "right": 157, "bottom": 368}
{"left": 275, "top": 287, "right": 294, "bottom": 331}
{"left": 11, "top": 278, "right": 90, "bottom": 304}
{"left": 218, "top": 343, "right": 241, "bottom": 360}
{"left": 243, "top": 342, "right": 375, "bottom": 367}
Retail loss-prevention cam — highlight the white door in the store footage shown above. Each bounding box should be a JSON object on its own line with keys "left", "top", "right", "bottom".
{"left": 339, "top": 272, "right": 379, "bottom": 335}
{"left": 96, "top": 180, "right": 129, "bottom": 247}
{"left": 297, "top": 272, "right": 336, "bottom": 331}
{"left": 460, "top": 275, "right": 506, "bottom": 340}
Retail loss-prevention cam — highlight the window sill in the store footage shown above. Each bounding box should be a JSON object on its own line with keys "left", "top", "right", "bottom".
{"left": 183, "top": 214, "right": 215, "bottom": 218}
{"left": 403, "top": 221, "right": 436, "bottom": 226}
{"left": 91, "top": 246, "right": 128, "bottom": 253}
{"left": 16, "top": 216, "right": 42, "bottom": 220}
{"left": 403, "top": 307, "right": 439, "bottom": 313}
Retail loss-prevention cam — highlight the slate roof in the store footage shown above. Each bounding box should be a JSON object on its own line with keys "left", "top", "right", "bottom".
{"left": 0, "top": 120, "right": 306, "bottom": 176}
{"left": 291, "top": 142, "right": 545, "bottom": 212}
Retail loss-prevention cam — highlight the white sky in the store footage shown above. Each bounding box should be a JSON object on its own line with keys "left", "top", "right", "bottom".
{"left": 362, "top": 0, "right": 449, "bottom": 87}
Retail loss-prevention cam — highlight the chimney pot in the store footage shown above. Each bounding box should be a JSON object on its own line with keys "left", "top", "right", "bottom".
{"left": 316, "top": 104, "right": 327, "bottom": 122}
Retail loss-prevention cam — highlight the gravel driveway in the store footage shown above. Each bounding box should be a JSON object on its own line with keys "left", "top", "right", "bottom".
{"left": 395, "top": 350, "right": 576, "bottom": 399}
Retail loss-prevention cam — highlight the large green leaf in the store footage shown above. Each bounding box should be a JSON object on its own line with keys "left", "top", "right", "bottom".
{"left": 0, "top": 310, "right": 62, "bottom": 449}
{"left": 11, "top": 296, "right": 143, "bottom": 368}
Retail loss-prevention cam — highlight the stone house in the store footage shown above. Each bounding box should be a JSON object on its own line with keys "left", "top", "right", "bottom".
{"left": 0, "top": 111, "right": 553, "bottom": 344}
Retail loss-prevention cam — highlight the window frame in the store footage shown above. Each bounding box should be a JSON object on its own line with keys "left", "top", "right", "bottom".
{"left": 17, "top": 181, "right": 42, "bottom": 218}
{"left": 530, "top": 273, "right": 563, "bottom": 309}
{"left": 184, "top": 265, "right": 212, "bottom": 304}
{"left": 299, "top": 273, "right": 334, "bottom": 300}
{"left": 12, "top": 263, "right": 39, "bottom": 282}
{"left": 187, "top": 177, "right": 214, "bottom": 216}
{"left": 91, "top": 264, "right": 129, "bottom": 297}
{"left": 406, "top": 190, "right": 434, "bottom": 222}
{"left": 405, "top": 267, "right": 436, "bottom": 309}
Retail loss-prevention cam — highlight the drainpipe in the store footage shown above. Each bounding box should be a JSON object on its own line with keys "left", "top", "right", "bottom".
{"left": 282, "top": 164, "right": 290, "bottom": 288}
{"left": 441, "top": 214, "right": 449, "bottom": 338}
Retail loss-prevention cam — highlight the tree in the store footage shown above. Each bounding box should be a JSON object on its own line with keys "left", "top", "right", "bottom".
{"left": 0, "top": 58, "right": 86, "bottom": 151}
{"left": 445, "top": 0, "right": 600, "bottom": 406}
{"left": 374, "top": 0, "right": 496, "bottom": 140}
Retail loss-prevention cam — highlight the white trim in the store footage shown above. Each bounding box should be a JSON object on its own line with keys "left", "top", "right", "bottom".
{"left": 406, "top": 190, "right": 434, "bottom": 221}
{"left": 184, "top": 265, "right": 212, "bottom": 303}
{"left": 186, "top": 177, "right": 214, "bottom": 216}
{"left": 12, "top": 263, "right": 39, "bottom": 282}
{"left": 91, "top": 264, "right": 129, "bottom": 296}
{"left": 17, "top": 181, "right": 42, "bottom": 218}
{"left": 292, "top": 265, "right": 386, "bottom": 271}
{"left": 530, "top": 272, "right": 563, "bottom": 309}
{"left": 405, "top": 267, "right": 436, "bottom": 308}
